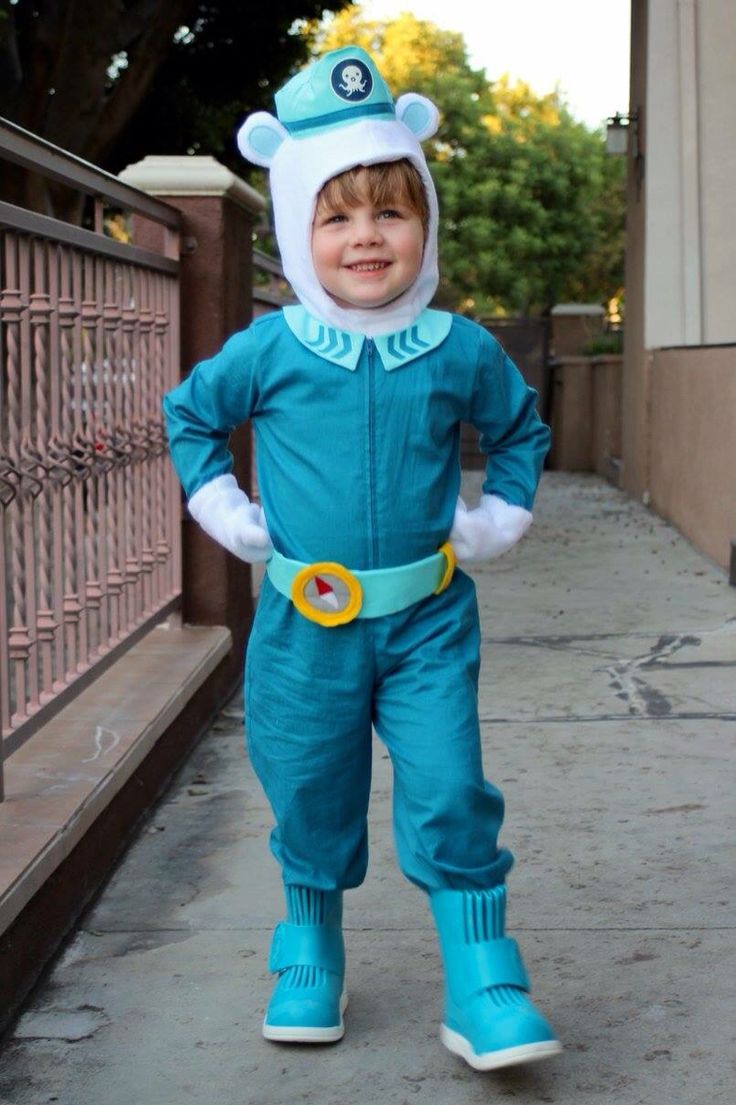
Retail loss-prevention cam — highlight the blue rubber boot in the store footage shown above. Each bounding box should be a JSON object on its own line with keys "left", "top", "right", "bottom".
{"left": 429, "top": 886, "right": 562, "bottom": 1070}
{"left": 262, "top": 887, "right": 347, "bottom": 1043}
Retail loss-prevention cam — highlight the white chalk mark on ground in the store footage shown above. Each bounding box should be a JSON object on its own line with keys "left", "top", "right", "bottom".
{"left": 82, "top": 727, "right": 121, "bottom": 763}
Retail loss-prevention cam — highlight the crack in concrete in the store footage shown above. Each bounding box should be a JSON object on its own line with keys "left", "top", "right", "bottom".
{"left": 80, "top": 924, "right": 736, "bottom": 933}
{"left": 643, "top": 659, "right": 736, "bottom": 668}
{"left": 483, "top": 622, "right": 736, "bottom": 720}
{"left": 480, "top": 711, "right": 736, "bottom": 723}
{"left": 604, "top": 628, "right": 732, "bottom": 717}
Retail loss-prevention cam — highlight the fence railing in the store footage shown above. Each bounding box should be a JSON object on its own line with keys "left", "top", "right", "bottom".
{"left": 0, "top": 118, "right": 182, "bottom": 798}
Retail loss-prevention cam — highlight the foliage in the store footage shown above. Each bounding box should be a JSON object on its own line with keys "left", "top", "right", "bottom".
{"left": 0, "top": 0, "right": 351, "bottom": 176}
{"left": 582, "top": 332, "right": 624, "bottom": 356}
{"left": 309, "top": 7, "right": 625, "bottom": 316}
{"left": 0, "top": 1, "right": 624, "bottom": 310}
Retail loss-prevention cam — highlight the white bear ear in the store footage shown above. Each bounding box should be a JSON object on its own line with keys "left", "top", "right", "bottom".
{"left": 236, "top": 112, "right": 288, "bottom": 167}
{"left": 395, "top": 94, "right": 440, "bottom": 141}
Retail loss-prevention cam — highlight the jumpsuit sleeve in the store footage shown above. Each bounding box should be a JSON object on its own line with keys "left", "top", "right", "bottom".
{"left": 162, "top": 327, "right": 260, "bottom": 500}
{"left": 468, "top": 330, "right": 551, "bottom": 511}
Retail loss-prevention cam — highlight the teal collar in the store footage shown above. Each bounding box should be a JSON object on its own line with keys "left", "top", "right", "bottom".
{"left": 283, "top": 304, "right": 452, "bottom": 372}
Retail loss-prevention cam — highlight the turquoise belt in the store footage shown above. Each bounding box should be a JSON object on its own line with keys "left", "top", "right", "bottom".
{"left": 266, "top": 543, "right": 456, "bottom": 627}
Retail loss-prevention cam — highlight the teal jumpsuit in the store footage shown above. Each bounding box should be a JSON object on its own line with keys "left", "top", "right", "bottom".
{"left": 163, "top": 306, "right": 550, "bottom": 894}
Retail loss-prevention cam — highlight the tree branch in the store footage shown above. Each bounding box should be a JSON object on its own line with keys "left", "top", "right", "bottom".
{"left": 85, "top": 0, "right": 196, "bottom": 163}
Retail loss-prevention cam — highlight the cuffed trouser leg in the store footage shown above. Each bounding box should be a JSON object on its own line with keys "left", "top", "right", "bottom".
{"left": 372, "top": 571, "right": 513, "bottom": 892}
{"left": 244, "top": 578, "right": 373, "bottom": 890}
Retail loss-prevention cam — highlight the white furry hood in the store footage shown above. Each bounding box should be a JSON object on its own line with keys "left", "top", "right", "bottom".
{"left": 236, "top": 46, "right": 441, "bottom": 337}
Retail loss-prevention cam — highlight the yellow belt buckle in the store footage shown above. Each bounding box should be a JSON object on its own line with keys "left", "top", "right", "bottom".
{"left": 291, "top": 560, "right": 363, "bottom": 627}
{"left": 435, "top": 541, "right": 456, "bottom": 594}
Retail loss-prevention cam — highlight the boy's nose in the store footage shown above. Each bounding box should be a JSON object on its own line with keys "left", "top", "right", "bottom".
{"left": 350, "top": 215, "right": 383, "bottom": 245}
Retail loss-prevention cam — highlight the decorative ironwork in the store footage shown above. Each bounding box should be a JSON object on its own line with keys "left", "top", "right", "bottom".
{"left": 0, "top": 164, "right": 182, "bottom": 784}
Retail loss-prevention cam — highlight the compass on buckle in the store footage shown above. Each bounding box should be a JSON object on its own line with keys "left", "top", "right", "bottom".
{"left": 291, "top": 561, "right": 363, "bottom": 627}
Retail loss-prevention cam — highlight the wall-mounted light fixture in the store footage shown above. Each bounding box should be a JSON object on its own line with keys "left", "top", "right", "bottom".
{"left": 606, "top": 110, "right": 640, "bottom": 157}
{"left": 607, "top": 108, "right": 644, "bottom": 196}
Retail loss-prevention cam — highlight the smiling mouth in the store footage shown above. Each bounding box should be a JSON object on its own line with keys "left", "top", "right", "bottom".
{"left": 346, "top": 261, "right": 391, "bottom": 272}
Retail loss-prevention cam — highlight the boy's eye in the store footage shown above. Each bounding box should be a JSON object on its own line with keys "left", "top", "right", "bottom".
{"left": 323, "top": 212, "right": 347, "bottom": 224}
{"left": 378, "top": 208, "right": 402, "bottom": 219}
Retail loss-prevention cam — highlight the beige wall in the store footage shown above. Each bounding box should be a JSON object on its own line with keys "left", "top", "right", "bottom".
{"left": 590, "top": 3, "right": 736, "bottom": 573}
{"left": 698, "top": 5, "right": 736, "bottom": 343}
{"left": 649, "top": 346, "right": 736, "bottom": 569}
{"left": 644, "top": 0, "right": 736, "bottom": 348}
{"left": 549, "top": 357, "right": 622, "bottom": 481}
{"left": 622, "top": 0, "right": 649, "bottom": 497}
{"left": 644, "top": 0, "right": 690, "bottom": 346}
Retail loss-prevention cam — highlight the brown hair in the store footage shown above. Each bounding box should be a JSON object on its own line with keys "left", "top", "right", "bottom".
{"left": 315, "top": 159, "right": 430, "bottom": 235}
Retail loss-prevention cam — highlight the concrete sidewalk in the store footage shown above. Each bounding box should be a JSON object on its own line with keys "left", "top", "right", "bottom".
{"left": 1, "top": 472, "right": 734, "bottom": 1105}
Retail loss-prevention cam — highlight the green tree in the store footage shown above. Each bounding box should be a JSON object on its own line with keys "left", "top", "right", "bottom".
{"left": 0, "top": 1, "right": 352, "bottom": 178}
{"left": 309, "top": 7, "right": 624, "bottom": 315}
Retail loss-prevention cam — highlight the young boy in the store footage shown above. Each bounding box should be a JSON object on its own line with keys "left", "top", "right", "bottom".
{"left": 163, "top": 46, "right": 561, "bottom": 1071}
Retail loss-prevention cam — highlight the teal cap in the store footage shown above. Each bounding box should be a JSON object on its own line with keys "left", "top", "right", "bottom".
{"left": 274, "top": 46, "right": 396, "bottom": 137}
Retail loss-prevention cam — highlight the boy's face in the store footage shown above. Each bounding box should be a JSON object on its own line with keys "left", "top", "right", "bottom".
{"left": 311, "top": 175, "right": 424, "bottom": 310}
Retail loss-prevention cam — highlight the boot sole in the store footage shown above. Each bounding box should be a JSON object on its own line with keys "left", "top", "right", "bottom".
{"left": 441, "top": 1025, "right": 562, "bottom": 1070}
{"left": 262, "top": 992, "right": 348, "bottom": 1044}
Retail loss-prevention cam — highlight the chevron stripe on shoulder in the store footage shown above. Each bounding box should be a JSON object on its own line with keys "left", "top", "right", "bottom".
{"left": 376, "top": 309, "right": 453, "bottom": 371}
{"left": 282, "top": 304, "right": 363, "bottom": 370}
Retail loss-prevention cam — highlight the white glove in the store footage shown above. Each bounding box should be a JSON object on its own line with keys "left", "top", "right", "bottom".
{"left": 187, "top": 473, "right": 273, "bottom": 564}
{"left": 449, "top": 493, "right": 532, "bottom": 562}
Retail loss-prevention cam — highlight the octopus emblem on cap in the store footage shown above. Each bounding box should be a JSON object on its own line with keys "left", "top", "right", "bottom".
{"left": 331, "top": 58, "right": 373, "bottom": 102}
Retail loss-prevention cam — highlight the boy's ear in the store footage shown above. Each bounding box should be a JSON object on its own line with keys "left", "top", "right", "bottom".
{"left": 395, "top": 94, "right": 440, "bottom": 141}
{"left": 236, "top": 112, "right": 288, "bottom": 167}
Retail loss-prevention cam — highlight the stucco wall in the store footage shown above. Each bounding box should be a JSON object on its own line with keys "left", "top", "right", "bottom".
{"left": 549, "top": 357, "right": 623, "bottom": 481}
{"left": 644, "top": 0, "right": 687, "bottom": 347}
{"left": 698, "top": 4, "right": 736, "bottom": 343}
{"left": 644, "top": 0, "right": 736, "bottom": 348}
{"left": 649, "top": 345, "right": 736, "bottom": 569}
{"left": 622, "top": 0, "right": 649, "bottom": 496}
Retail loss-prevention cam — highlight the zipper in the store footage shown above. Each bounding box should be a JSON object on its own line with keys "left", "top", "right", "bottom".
{"left": 366, "top": 338, "right": 378, "bottom": 568}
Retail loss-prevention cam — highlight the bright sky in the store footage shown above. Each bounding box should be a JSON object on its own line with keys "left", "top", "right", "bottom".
{"left": 358, "top": 0, "right": 631, "bottom": 130}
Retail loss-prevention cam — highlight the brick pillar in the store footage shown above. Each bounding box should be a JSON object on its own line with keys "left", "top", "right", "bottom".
{"left": 120, "top": 156, "right": 267, "bottom": 665}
